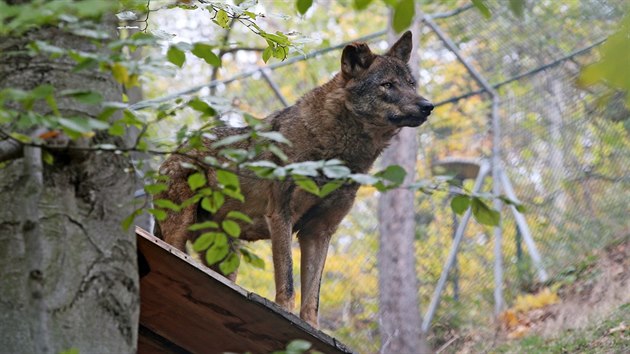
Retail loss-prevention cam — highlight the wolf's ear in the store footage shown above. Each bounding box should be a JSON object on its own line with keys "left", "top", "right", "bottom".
{"left": 385, "top": 30, "right": 413, "bottom": 62}
{"left": 341, "top": 42, "right": 375, "bottom": 78}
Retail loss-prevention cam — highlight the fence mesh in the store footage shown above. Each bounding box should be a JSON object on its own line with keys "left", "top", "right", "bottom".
{"left": 149, "top": 1, "right": 629, "bottom": 352}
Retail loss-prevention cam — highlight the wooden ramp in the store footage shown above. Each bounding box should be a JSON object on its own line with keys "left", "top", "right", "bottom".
{"left": 136, "top": 227, "right": 353, "bottom": 354}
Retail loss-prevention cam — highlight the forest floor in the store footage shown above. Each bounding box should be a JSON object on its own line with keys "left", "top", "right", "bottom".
{"left": 443, "top": 236, "right": 629, "bottom": 354}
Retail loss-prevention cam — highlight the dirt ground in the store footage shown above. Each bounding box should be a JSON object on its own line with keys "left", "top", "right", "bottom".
{"left": 447, "top": 237, "right": 629, "bottom": 354}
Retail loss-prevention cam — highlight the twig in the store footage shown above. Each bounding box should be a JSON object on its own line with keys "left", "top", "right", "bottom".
{"left": 435, "top": 335, "right": 459, "bottom": 354}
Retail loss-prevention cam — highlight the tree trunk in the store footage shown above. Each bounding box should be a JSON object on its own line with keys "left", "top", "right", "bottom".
{"left": 0, "top": 17, "right": 139, "bottom": 354}
{"left": 377, "top": 10, "right": 431, "bottom": 354}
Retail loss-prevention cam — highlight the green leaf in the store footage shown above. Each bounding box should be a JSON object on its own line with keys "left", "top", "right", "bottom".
{"left": 144, "top": 183, "right": 168, "bottom": 194}
{"left": 241, "top": 249, "right": 265, "bottom": 269}
{"left": 216, "top": 169, "right": 239, "bottom": 189}
{"left": 471, "top": 197, "right": 500, "bottom": 226}
{"left": 148, "top": 208, "right": 167, "bottom": 221}
{"left": 392, "top": 0, "right": 414, "bottom": 33}
{"left": 205, "top": 241, "right": 229, "bottom": 265}
{"left": 121, "top": 208, "right": 143, "bottom": 230}
{"left": 268, "top": 144, "right": 288, "bottom": 162}
{"left": 219, "top": 252, "right": 240, "bottom": 275}
{"left": 153, "top": 199, "right": 181, "bottom": 212}
{"left": 58, "top": 117, "right": 109, "bottom": 133}
{"left": 296, "top": 0, "right": 313, "bottom": 15}
{"left": 376, "top": 165, "right": 406, "bottom": 185}
{"left": 227, "top": 211, "right": 253, "bottom": 224}
{"left": 188, "top": 98, "right": 216, "bottom": 116}
{"left": 187, "top": 172, "right": 206, "bottom": 191}
{"left": 192, "top": 232, "right": 218, "bottom": 252}
{"left": 322, "top": 165, "right": 350, "bottom": 179}
{"left": 287, "top": 161, "right": 321, "bottom": 177}
{"left": 349, "top": 173, "right": 379, "bottom": 185}
{"left": 508, "top": 0, "right": 525, "bottom": 17}
{"left": 210, "top": 133, "right": 251, "bottom": 148}
{"left": 320, "top": 181, "right": 342, "bottom": 197}
{"left": 257, "top": 131, "right": 292, "bottom": 145}
{"left": 215, "top": 9, "right": 230, "bottom": 29}
{"left": 108, "top": 122, "right": 125, "bottom": 136}
{"left": 287, "top": 339, "right": 312, "bottom": 352}
{"left": 294, "top": 176, "right": 320, "bottom": 196}
{"left": 450, "top": 195, "right": 470, "bottom": 215}
{"left": 167, "top": 45, "right": 186, "bottom": 67}
{"left": 222, "top": 188, "right": 245, "bottom": 202}
{"left": 262, "top": 46, "right": 272, "bottom": 63}
{"left": 42, "top": 150, "right": 54, "bottom": 165}
{"left": 60, "top": 89, "right": 103, "bottom": 105}
{"left": 471, "top": 0, "right": 491, "bottom": 19}
{"left": 111, "top": 63, "right": 129, "bottom": 84}
{"left": 222, "top": 219, "right": 241, "bottom": 238}
{"left": 244, "top": 160, "right": 278, "bottom": 178}
{"left": 191, "top": 43, "right": 221, "bottom": 67}
{"left": 188, "top": 221, "right": 219, "bottom": 231}
{"left": 353, "top": 0, "right": 373, "bottom": 10}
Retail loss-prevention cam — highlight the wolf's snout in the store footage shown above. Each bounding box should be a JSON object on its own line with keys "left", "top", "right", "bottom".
{"left": 418, "top": 100, "right": 434, "bottom": 115}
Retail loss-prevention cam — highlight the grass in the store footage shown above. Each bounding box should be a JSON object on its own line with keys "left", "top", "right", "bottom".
{"left": 492, "top": 303, "right": 629, "bottom": 354}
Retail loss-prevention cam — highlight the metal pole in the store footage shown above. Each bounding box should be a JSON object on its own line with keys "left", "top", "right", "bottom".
{"left": 260, "top": 69, "right": 289, "bottom": 108}
{"left": 499, "top": 167, "right": 549, "bottom": 282}
{"left": 423, "top": 14, "right": 507, "bottom": 316}
{"left": 421, "top": 161, "right": 490, "bottom": 332}
{"left": 491, "top": 98, "right": 505, "bottom": 316}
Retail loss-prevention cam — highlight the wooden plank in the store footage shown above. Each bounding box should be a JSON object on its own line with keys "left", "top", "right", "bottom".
{"left": 136, "top": 227, "right": 353, "bottom": 354}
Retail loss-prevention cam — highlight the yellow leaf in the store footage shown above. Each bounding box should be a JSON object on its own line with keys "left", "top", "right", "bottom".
{"left": 111, "top": 63, "right": 129, "bottom": 85}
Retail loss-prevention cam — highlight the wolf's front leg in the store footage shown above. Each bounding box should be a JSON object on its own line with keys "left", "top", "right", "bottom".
{"left": 266, "top": 183, "right": 296, "bottom": 312}
{"left": 297, "top": 187, "right": 357, "bottom": 327}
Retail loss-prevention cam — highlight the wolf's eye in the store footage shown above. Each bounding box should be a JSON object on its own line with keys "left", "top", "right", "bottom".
{"left": 381, "top": 82, "right": 393, "bottom": 89}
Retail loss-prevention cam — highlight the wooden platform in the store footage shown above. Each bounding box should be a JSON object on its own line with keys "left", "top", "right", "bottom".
{"left": 136, "top": 227, "right": 353, "bottom": 354}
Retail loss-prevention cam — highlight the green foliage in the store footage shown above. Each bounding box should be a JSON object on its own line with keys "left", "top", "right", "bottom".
{"left": 272, "top": 339, "right": 320, "bottom": 354}
{"left": 579, "top": 15, "right": 630, "bottom": 108}
{"left": 296, "top": 0, "right": 313, "bottom": 15}
{"left": 392, "top": 0, "right": 415, "bottom": 33}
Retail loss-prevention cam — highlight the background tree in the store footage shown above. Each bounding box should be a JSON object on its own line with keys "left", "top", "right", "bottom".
{"left": 377, "top": 4, "right": 431, "bottom": 353}
{"left": 0, "top": 3, "right": 138, "bottom": 353}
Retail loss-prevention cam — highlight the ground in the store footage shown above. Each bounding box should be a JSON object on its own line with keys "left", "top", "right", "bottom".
{"left": 443, "top": 237, "right": 630, "bottom": 354}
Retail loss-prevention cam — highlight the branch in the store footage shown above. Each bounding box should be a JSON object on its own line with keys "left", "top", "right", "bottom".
{"left": 0, "top": 127, "right": 48, "bottom": 163}
{"left": 0, "top": 139, "right": 23, "bottom": 163}
{"left": 221, "top": 46, "right": 265, "bottom": 54}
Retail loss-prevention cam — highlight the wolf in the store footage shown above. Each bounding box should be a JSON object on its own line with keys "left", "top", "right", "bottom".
{"left": 154, "top": 30, "right": 433, "bottom": 327}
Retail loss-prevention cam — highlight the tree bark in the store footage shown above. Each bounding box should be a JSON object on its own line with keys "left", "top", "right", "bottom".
{"left": 0, "top": 17, "right": 139, "bottom": 354}
{"left": 377, "top": 9, "right": 431, "bottom": 354}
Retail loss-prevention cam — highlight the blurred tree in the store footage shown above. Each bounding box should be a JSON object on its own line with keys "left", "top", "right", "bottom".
{"left": 377, "top": 5, "right": 431, "bottom": 353}
{"left": 0, "top": 2, "right": 138, "bottom": 353}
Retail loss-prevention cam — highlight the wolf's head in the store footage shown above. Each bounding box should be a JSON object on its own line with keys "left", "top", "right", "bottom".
{"left": 341, "top": 31, "right": 433, "bottom": 128}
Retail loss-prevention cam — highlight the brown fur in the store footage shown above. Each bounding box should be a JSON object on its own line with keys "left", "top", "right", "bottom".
{"left": 154, "top": 31, "right": 433, "bottom": 327}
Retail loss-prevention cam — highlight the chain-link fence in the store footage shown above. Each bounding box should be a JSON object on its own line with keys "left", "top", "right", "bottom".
{"left": 146, "top": 1, "right": 628, "bottom": 352}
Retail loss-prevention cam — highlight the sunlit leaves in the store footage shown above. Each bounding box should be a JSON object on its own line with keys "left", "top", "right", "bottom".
{"left": 214, "top": 9, "right": 230, "bottom": 29}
